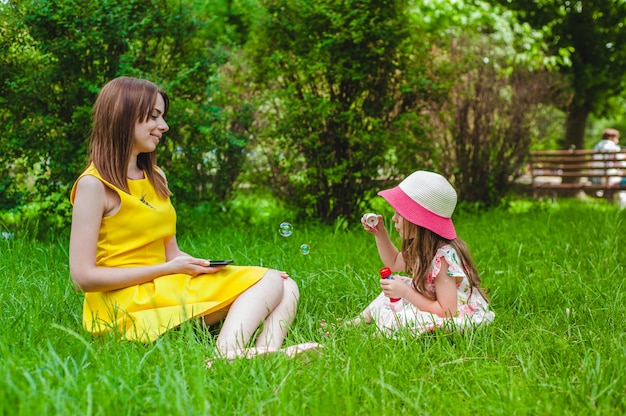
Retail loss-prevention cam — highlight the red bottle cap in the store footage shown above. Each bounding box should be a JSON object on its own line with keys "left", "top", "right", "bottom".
{"left": 379, "top": 267, "right": 400, "bottom": 302}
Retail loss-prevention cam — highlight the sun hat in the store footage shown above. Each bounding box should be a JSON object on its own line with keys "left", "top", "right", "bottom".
{"left": 377, "top": 170, "right": 457, "bottom": 239}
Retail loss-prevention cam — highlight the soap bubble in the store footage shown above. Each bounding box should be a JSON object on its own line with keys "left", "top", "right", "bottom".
{"left": 278, "top": 222, "right": 293, "bottom": 237}
{"left": 300, "top": 244, "right": 310, "bottom": 255}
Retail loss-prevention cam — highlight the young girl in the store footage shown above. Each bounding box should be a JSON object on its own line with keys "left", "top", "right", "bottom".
{"left": 69, "top": 76, "right": 319, "bottom": 365}
{"left": 356, "top": 170, "right": 494, "bottom": 335}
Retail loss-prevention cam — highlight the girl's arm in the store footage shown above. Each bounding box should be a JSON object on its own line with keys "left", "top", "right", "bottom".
{"left": 361, "top": 214, "right": 405, "bottom": 271}
{"left": 373, "top": 230, "right": 405, "bottom": 271}
{"left": 69, "top": 176, "right": 216, "bottom": 293}
{"left": 381, "top": 258, "right": 458, "bottom": 317}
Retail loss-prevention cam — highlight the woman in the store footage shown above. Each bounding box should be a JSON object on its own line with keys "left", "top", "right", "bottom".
{"left": 69, "top": 76, "right": 319, "bottom": 364}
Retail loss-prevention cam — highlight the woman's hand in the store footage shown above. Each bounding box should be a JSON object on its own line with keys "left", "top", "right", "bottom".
{"left": 167, "top": 255, "right": 225, "bottom": 276}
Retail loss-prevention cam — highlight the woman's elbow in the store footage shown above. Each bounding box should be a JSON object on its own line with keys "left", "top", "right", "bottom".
{"left": 70, "top": 273, "right": 90, "bottom": 292}
{"left": 71, "top": 279, "right": 86, "bottom": 293}
{"left": 70, "top": 267, "right": 96, "bottom": 292}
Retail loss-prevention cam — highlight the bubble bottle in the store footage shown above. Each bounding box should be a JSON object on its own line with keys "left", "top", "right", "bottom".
{"left": 380, "top": 267, "right": 402, "bottom": 312}
{"left": 364, "top": 213, "right": 378, "bottom": 227}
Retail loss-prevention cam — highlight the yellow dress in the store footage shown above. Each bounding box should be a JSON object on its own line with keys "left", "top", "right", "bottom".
{"left": 70, "top": 164, "right": 266, "bottom": 343}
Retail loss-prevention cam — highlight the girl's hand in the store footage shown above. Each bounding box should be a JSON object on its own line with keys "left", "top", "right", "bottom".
{"left": 380, "top": 276, "right": 407, "bottom": 299}
{"left": 167, "top": 255, "right": 225, "bottom": 276}
{"left": 361, "top": 213, "right": 383, "bottom": 234}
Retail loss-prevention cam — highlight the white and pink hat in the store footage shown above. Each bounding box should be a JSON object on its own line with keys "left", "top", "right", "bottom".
{"left": 378, "top": 170, "right": 457, "bottom": 239}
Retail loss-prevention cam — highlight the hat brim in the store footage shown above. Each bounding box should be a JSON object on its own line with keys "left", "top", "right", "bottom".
{"left": 378, "top": 186, "right": 457, "bottom": 240}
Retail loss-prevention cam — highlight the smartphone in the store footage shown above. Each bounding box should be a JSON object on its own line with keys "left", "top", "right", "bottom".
{"left": 208, "top": 259, "right": 234, "bottom": 266}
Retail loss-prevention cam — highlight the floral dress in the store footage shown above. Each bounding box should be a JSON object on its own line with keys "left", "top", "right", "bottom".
{"left": 369, "top": 245, "right": 494, "bottom": 336}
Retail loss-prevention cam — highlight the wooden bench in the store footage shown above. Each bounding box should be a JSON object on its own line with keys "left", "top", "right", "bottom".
{"left": 529, "top": 149, "right": 626, "bottom": 201}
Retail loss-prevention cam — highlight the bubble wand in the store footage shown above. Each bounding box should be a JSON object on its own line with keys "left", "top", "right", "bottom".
{"left": 380, "top": 267, "right": 401, "bottom": 303}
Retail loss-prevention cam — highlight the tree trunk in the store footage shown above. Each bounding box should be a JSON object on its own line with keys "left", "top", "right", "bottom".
{"left": 562, "top": 101, "right": 591, "bottom": 187}
{"left": 564, "top": 102, "right": 590, "bottom": 150}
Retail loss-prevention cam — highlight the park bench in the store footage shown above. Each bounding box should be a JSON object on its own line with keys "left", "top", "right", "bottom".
{"left": 529, "top": 149, "right": 626, "bottom": 201}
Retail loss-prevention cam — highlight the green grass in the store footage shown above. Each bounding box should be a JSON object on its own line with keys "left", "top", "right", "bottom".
{"left": 1, "top": 198, "right": 625, "bottom": 415}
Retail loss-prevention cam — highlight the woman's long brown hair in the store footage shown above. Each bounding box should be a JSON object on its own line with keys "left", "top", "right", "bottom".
{"left": 401, "top": 220, "right": 489, "bottom": 301}
{"left": 89, "top": 77, "right": 171, "bottom": 198}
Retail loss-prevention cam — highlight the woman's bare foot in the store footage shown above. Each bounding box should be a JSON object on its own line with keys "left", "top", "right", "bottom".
{"left": 280, "top": 342, "right": 323, "bottom": 358}
{"left": 206, "top": 343, "right": 322, "bottom": 368}
{"left": 205, "top": 347, "right": 276, "bottom": 369}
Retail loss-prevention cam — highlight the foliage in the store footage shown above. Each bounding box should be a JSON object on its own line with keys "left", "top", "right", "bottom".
{"left": 490, "top": 0, "right": 626, "bottom": 149}
{"left": 585, "top": 94, "right": 626, "bottom": 149}
{"left": 1, "top": 0, "right": 143, "bottom": 199}
{"left": 5, "top": 0, "right": 615, "bottom": 229}
{"left": 240, "top": 0, "right": 566, "bottom": 212}
{"left": 120, "top": 0, "right": 256, "bottom": 205}
{"left": 453, "top": 70, "right": 558, "bottom": 203}
{"left": 243, "top": 0, "right": 436, "bottom": 223}
{"left": 1, "top": 200, "right": 626, "bottom": 414}
{"left": 0, "top": 0, "right": 252, "bottom": 220}
{"left": 409, "top": 0, "right": 563, "bottom": 205}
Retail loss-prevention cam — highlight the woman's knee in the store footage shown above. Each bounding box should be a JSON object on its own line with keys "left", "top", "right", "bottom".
{"left": 258, "top": 270, "right": 300, "bottom": 305}
{"left": 261, "top": 269, "right": 286, "bottom": 287}
{"left": 283, "top": 277, "right": 300, "bottom": 302}
{"left": 251, "top": 269, "right": 286, "bottom": 302}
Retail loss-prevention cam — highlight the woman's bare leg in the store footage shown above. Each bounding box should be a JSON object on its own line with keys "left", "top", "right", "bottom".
{"left": 215, "top": 270, "right": 284, "bottom": 357}
{"left": 253, "top": 277, "right": 300, "bottom": 351}
{"left": 202, "top": 309, "right": 229, "bottom": 326}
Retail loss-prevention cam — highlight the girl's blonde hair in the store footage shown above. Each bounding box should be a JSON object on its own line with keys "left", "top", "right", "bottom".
{"left": 89, "top": 77, "right": 171, "bottom": 198}
{"left": 401, "top": 220, "right": 488, "bottom": 301}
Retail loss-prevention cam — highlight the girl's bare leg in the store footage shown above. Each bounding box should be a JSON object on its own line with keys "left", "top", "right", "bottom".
{"left": 254, "top": 277, "right": 300, "bottom": 351}
{"left": 351, "top": 304, "right": 374, "bottom": 325}
{"left": 215, "top": 270, "right": 284, "bottom": 357}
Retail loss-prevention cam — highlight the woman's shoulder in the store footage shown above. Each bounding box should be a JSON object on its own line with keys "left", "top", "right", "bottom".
{"left": 70, "top": 164, "right": 111, "bottom": 203}
{"left": 73, "top": 163, "right": 102, "bottom": 182}
{"left": 75, "top": 174, "right": 105, "bottom": 189}
{"left": 71, "top": 174, "right": 106, "bottom": 204}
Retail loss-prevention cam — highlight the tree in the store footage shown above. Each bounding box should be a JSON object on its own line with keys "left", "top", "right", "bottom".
{"left": 244, "top": 0, "right": 435, "bottom": 222}
{"left": 412, "top": 0, "right": 562, "bottom": 204}
{"left": 433, "top": 51, "right": 558, "bottom": 203}
{"left": 121, "top": 0, "right": 255, "bottom": 205}
{"left": 0, "top": 0, "right": 253, "bottom": 225}
{"left": 490, "top": 0, "right": 626, "bottom": 150}
{"left": 0, "top": 0, "right": 145, "bottom": 220}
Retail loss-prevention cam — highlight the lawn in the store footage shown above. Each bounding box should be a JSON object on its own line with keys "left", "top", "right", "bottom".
{"left": 1, "top": 198, "right": 625, "bottom": 415}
